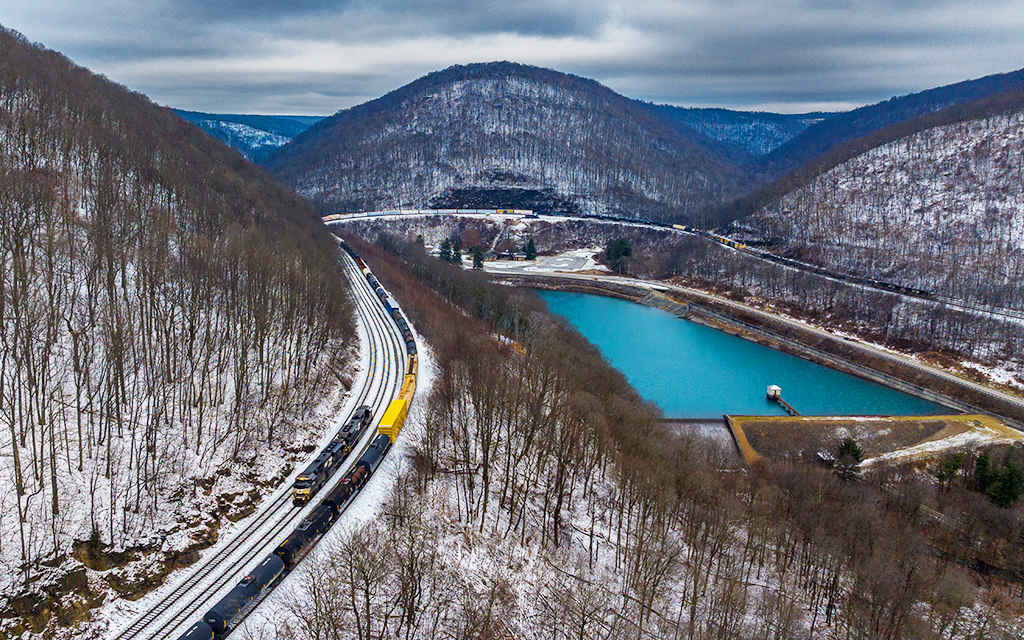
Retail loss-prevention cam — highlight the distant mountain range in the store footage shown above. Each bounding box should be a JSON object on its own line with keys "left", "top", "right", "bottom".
{"left": 176, "top": 61, "right": 1024, "bottom": 237}
{"left": 635, "top": 104, "right": 829, "bottom": 160}
{"left": 181, "top": 100, "right": 825, "bottom": 170}
{"left": 174, "top": 110, "right": 324, "bottom": 161}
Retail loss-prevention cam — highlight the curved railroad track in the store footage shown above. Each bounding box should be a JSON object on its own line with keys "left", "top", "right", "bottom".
{"left": 110, "top": 247, "right": 406, "bottom": 640}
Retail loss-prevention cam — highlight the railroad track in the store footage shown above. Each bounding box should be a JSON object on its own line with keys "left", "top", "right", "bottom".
{"left": 328, "top": 211, "right": 1024, "bottom": 325}
{"left": 111, "top": 248, "right": 406, "bottom": 640}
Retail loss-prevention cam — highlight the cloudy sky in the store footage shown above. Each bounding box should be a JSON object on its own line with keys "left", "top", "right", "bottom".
{"left": 2, "top": 0, "right": 1022, "bottom": 115}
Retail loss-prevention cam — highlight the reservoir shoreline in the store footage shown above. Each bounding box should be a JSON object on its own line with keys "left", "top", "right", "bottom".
{"left": 498, "top": 273, "right": 1024, "bottom": 429}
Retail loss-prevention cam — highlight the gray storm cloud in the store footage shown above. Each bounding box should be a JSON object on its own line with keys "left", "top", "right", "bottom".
{"left": 0, "top": 0, "right": 1021, "bottom": 114}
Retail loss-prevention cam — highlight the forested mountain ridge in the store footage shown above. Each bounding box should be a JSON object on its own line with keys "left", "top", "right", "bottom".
{"left": 174, "top": 110, "right": 323, "bottom": 161}
{"left": 741, "top": 104, "right": 1024, "bottom": 320}
{"left": 757, "top": 67, "right": 1024, "bottom": 180}
{"left": 261, "top": 62, "right": 1024, "bottom": 227}
{"left": 0, "top": 26, "right": 352, "bottom": 628}
{"left": 261, "top": 62, "right": 750, "bottom": 224}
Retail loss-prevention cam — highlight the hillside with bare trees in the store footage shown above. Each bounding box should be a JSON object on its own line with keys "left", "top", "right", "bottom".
{"left": 0, "top": 27, "right": 353, "bottom": 627}
{"left": 742, "top": 107, "right": 1024, "bottom": 313}
{"left": 262, "top": 62, "right": 749, "bottom": 224}
{"left": 272, "top": 231, "right": 1024, "bottom": 640}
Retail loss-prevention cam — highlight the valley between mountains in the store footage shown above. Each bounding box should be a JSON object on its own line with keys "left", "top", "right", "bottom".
{"left": 3, "top": 22, "right": 1024, "bottom": 640}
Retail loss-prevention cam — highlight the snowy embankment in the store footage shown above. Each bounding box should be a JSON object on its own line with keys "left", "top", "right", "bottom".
{"left": 65, "top": 334, "right": 364, "bottom": 639}
{"left": 87, "top": 337, "right": 366, "bottom": 638}
{"left": 237, "top": 349, "right": 1024, "bottom": 640}
{"left": 863, "top": 416, "right": 1024, "bottom": 467}
{"left": 233, "top": 343, "right": 664, "bottom": 640}
{"left": 748, "top": 109, "right": 1024, "bottom": 308}
{"left": 234, "top": 337, "right": 437, "bottom": 639}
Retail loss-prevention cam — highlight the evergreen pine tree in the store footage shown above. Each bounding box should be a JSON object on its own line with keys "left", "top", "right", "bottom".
{"left": 987, "top": 462, "right": 1024, "bottom": 508}
{"left": 834, "top": 437, "right": 863, "bottom": 482}
{"left": 472, "top": 247, "right": 484, "bottom": 269}
{"left": 837, "top": 436, "right": 864, "bottom": 463}
{"left": 936, "top": 453, "right": 965, "bottom": 489}
{"left": 605, "top": 238, "right": 632, "bottom": 273}
{"left": 525, "top": 238, "right": 537, "bottom": 260}
{"left": 975, "top": 451, "right": 993, "bottom": 492}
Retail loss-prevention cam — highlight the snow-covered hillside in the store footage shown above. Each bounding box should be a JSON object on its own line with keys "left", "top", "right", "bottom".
{"left": 745, "top": 108, "right": 1024, "bottom": 310}
{"left": 0, "top": 28, "right": 352, "bottom": 635}
{"left": 640, "top": 105, "right": 827, "bottom": 156}
{"left": 263, "top": 63, "right": 748, "bottom": 223}
{"left": 686, "top": 111, "right": 825, "bottom": 155}
{"left": 233, "top": 235, "right": 1024, "bottom": 640}
{"left": 173, "top": 111, "right": 323, "bottom": 162}
{"left": 190, "top": 119, "right": 291, "bottom": 161}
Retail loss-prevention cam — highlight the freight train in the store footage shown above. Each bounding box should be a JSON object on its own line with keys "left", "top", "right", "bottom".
{"left": 291, "top": 405, "right": 372, "bottom": 506}
{"left": 326, "top": 211, "right": 934, "bottom": 303}
{"left": 175, "top": 241, "right": 417, "bottom": 640}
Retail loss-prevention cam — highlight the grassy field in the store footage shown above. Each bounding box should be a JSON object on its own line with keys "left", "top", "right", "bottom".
{"left": 727, "top": 414, "right": 1023, "bottom": 466}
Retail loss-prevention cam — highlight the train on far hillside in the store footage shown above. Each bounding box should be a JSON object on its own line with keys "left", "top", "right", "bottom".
{"left": 322, "top": 211, "right": 936, "bottom": 304}
{"left": 174, "top": 240, "right": 417, "bottom": 640}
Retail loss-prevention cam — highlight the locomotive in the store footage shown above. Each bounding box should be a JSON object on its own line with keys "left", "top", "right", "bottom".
{"left": 291, "top": 405, "right": 373, "bottom": 506}
{"left": 174, "top": 432, "right": 397, "bottom": 639}
{"left": 174, "top": 240, "right": 416, "bottom": 640}
{"left": 176, "top": 427, "right": 405, "bottom": 638}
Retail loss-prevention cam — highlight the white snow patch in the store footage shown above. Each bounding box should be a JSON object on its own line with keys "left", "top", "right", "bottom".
{"left": 960, "top": 360, "right": 1024, "bottom": 391}
{"left": 235, "top": 340, "right": 437, "bottom": 637}
{"left": 864, "top": 425, "right": 1017, "bottom": 466}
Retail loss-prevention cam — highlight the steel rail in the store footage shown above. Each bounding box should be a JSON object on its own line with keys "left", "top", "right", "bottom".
{"left": 112, "top": 246, "right": 405, "bottom": 640}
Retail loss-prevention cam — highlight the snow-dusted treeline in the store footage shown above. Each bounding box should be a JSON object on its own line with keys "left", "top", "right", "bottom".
{"left": 648, "top": 235, "right": 1024, "bottom": 377}
{"left": 343, "top": 215, "right": 1024, "bottom": 380}
{"left": 639, "top": 104, "right": 826, "bottom": 157}
{"left": 0, "top": 28, "right": 352, "bottom": 601}
{"left": 174, "top": 110, "right": 323, "bottom": 163}
{"left": 266, "top": 235, "right": 1024, "bottom": 640}
{"left": 264, "top": 63, "right": 747, "bottom": 224}
{"left": 746, "top": 109, "right": 1024, "bottom": 311}
{"left": 188, "top": 120, "right": 291, "bottom": 162}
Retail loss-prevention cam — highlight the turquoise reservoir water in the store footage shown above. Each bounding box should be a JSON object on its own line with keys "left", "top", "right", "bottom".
{"left": 538, "top": 291, "right": 949, "bottom": 419}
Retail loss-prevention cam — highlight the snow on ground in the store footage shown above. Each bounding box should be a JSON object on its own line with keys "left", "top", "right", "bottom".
{"left": 485, "top": 247, "right": 607, "bottom": 274}
{"left": 194, "top": 121, "right": 292, "bottom": 159}
{"left": 222, "top": 272, "right": 1024, "bottom": 638}
{"left": 85, "top": 314, "right": 375, "bottom": 639}
{"left": 670, "top": 286, "right": 1024, "bottom": 408}
{"left": 231, "top": 334, "right": 648, "bottom": 639}
{"left": 864, "top": 422, "right": 1022, "bottom": 467}
{"left": 234, "top": 334, "right": 437, "bottom": 638}
{"left": 231, "top": 329, "right": 794, "bottom": 639}
{"left": 332, "top": 212, "right": 1024, "bottom": 398}
{"left": 960, "top": 360, "right": 1024, "bottom": 392}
